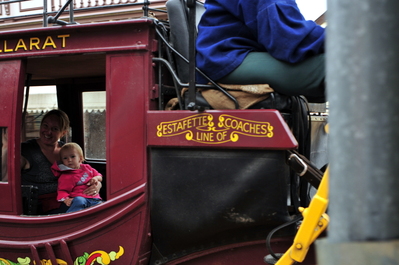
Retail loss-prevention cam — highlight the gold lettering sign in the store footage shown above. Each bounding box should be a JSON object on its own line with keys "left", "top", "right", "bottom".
{"left": 156, "top": 114, "right": 273, "bottom": 144}
{"left": 0, "top": 34, "right": 70, "bottom": 53}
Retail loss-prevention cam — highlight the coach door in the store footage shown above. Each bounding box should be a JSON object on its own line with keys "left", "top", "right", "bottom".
{"left": 0, "top": 60, "right": 25, "bottom": 214}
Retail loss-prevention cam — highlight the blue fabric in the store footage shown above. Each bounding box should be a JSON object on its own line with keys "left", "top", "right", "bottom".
{"left": 196, "top": 0, "right": 325, "bottom": 84}
{"left": 66, "top": 196, "right": 102, "bottom": 213}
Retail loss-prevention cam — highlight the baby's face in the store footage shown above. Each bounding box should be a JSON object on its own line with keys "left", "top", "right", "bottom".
{"left": 61, "top": 149, "right": 82, "bottom": 169}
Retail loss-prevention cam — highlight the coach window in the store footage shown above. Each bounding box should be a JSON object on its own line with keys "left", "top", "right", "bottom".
{"left": 23, "top": 86, "right": 58, "bottom": 142}
{"left": 1, "top": 127, "right": 7, "bottom": 182}
{"left": 82, "top": 92, "right": 106, "bottom": 160}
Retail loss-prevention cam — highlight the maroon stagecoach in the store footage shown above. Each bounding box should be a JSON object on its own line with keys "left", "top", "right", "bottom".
{"left": 0, "top": 1, "right": 327, "bottom": 264}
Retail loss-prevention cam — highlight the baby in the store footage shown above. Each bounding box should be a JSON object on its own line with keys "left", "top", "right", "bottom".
{"left": 51, "top": 142, "right": 103, "bottom": 213}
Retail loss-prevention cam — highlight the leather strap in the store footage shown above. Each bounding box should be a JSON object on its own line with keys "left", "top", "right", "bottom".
{"left": 287, "top": 150, "right": 323, "bottom": 189}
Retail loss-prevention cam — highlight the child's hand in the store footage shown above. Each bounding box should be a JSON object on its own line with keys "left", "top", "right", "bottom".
{"left": 64, "top": 197, "right": 73, "bottom": 207}
{"left": 87, "top": 176, "right": 102, "bottom": 186}
{"left": 87, "top": 178, "right": 97, "bottom": 186}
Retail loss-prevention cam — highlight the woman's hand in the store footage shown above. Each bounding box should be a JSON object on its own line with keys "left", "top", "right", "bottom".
{"left": 21, "top": 156, "right": 30, "bottom": 170}
{"left": 84, "top": 178, "right": 102, "bottom": 196}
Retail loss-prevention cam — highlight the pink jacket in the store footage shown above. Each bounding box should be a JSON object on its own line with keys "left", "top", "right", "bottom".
{"left": 51, "top": 162, "right": 102, "bottom": 201}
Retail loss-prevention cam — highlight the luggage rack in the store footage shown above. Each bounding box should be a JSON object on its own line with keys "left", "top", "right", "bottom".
{"left": 42, "top": 0, "right": 164, "bottom": 27}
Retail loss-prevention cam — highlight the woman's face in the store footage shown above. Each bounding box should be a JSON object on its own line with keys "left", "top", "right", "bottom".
{"left": 39, "top": 115, "right": 66, "bottom": 145}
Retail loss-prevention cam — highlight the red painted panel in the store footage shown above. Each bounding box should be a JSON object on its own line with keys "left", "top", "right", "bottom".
{"left": 0, "top": 186, "right": 147, "bottom": 263}
{"left": 0, "top": 60, "right": 24, "bottom": 214}
{"left": 106, "top": 52, "right": 148, "bottom": 197}
{"left": 0, "top": 20, "right": 153, "bottom": 59}
{"left": 147, "top": 110, "right": 298, "bottom": 150}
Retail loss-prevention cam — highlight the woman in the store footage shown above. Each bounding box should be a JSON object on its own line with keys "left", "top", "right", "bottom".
{"left": 196, "top": 0, "right": 326, "bottom": 103}
{"left": 21, "top": 109, "right": 101, "bottom": 214}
